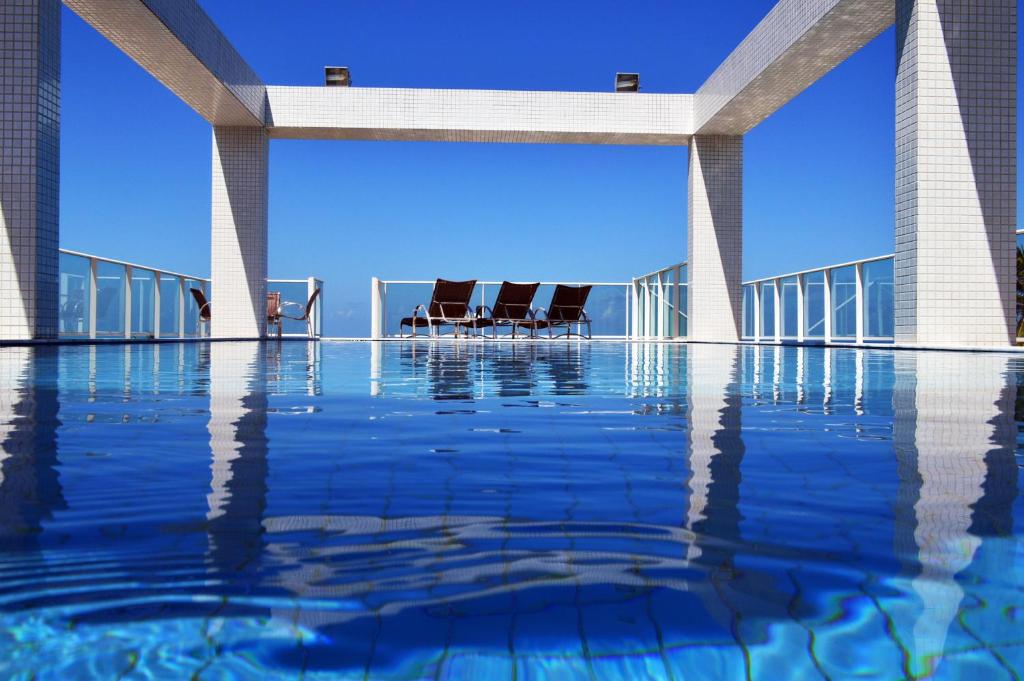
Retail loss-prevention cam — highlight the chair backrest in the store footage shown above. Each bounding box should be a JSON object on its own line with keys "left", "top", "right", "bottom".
{"left": 267, "top": 291, "right": 281, "bottom": 319}
{"left": 190, "top": 288, "right": 211, "bottom": 321}
{"left": 492, "top": 281, "right": 539, "bottom": 320}
{"left": 547, "top": 285, "right": 592, "bottom": 322}
{"left": 428, "top": 279, "right": 476, "bottom": 319}
{"left": 304, "top": 288, "right": 322, "bottom": 319}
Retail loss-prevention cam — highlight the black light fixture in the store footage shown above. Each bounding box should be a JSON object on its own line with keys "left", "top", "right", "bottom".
{"left": 325, "top": 66, "right": 351, "bottom": 87}
{"left": 615, "top": 72, "right": 640, "bottom": 92}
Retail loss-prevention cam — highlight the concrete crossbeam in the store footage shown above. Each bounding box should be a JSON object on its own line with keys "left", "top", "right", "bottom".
{"left": 266, "top": 86, "right": 694, "bottom": 145}
{"left": 695, "top": 0, "right": 893, "bottom": 134}
{"left": 63, "top": 0, "right": 265, "bottom": 126}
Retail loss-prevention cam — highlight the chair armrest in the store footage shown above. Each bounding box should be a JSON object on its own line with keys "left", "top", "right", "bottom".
{"left": 475, "top": 305, "right": 493, "bottom": 319}
{"left": 413, "top": 304, "right": 433, "bottom": 324}
{"left": 278, "top": 301, "right": 306, "bottom": 320}
{"left": 530, "top": 307, "right": 549, "bottom": 321}
{"left": 580, "top": 309, "right": 591, "bottom": 323}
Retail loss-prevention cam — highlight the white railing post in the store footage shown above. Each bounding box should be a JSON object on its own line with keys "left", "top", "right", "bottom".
{"left": 631, "top": 281, "right": 639, "bottom": 338}
{"left": 625, "top": 284, "right": 631, "bottom": 339}
{"left": 307, "top": 276, "right": 319, "bottom": 338}
{"left": 796, "top": 274, "right": 806, "bottom": 343}
{"left": 823, "top": 268, "right": 833, "bottom": 344}
{"left": 177, "top": 277, "right": 186, "bottom": 339}
{"left": 753, "top": 284, "right": 762, "bottom": 342}
{"left": 854, "top": 261, "right": 865, "bottom": 344}
{"left": 673, "top": 265, "right": 682, "bottom": 337}
{"left": 88, "top": 257, "right": 98, "bottom": 339}
{"left": 153, "top": 272, "right": 161, "bottom": 339}
{"left": 371, "top": 277, "right": 383, "bottom": 339}
{"left": 124, "top": 265, "right": 133, "bottom": 340}
{"left": 773, "top": 279, "right": 782, "bottom": 342}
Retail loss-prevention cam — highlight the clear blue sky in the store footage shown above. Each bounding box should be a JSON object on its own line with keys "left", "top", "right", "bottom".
{"left": 58, "top": 1, "right": 1021, "bottom": 337}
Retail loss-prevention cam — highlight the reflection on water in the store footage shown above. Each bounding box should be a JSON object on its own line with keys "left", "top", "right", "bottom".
{"left": 0, "top": 340, "right": 1020, "bottom": 679}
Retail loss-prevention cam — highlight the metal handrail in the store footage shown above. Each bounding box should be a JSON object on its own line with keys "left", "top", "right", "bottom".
{"left": 742, "top": 253, "right": 894, "bottom": 287}
{"left": 381, "top": 280, "right": 631, "bottom": 286}
{"left": 61, "top": 248, "right": 209, "bottom": 283}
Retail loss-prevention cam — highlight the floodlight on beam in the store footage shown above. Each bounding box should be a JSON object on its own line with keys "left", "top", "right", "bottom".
{"left": 325, "top": 66, "right": 351, "bottom": 87}
{"left": 615, "top": 72, "right": 639, "bottom": 92}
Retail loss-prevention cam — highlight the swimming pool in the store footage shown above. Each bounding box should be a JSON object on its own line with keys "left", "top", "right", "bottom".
{"left": 0, "top": 341, "right": 1020, "bottom": 679}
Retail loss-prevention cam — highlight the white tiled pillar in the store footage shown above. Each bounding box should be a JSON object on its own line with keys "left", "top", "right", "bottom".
{"left": 211, "top": 127, "right": 268, "bottom": 338}
{"left": 688, "top": 136, "right": 743, "bottom": 343}
{"left": 0, "top": 0, "right": 60, "bottom": 340}
{"left": 895, "top": 0, "right": 1017, "bottom": 347}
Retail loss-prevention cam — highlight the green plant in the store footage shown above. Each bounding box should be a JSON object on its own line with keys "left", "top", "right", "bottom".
{"left": 1017, "top": 245, "right": 1024, "bottom": 340}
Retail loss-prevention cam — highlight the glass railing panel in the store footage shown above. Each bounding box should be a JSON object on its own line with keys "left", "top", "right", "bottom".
{"left": 678, "top": 283, "right": 688, "bottom": 337}
{"left": 660, "top": 269, "right": 675, "bottom": 337}
{"left": 862, "top": 258, "right": 894, "bottom": 340}
{"left": 635, "top": 283, "right": 645, "bottom": 336}
{"left": 159, "top": 276, "right": 181, "bottom": 338}
{"left": 831, "top": 266, "right": 857, "bottom": 340}
{"left": 780, "top": 276, "right": 799, "bottom": 339}
{"left": 803, "top": 271, "right": 826, "bottom": 339}
{"left": 742, "top": 284, "right": 755, "bottom": 339}
{"left": 760, "top": 282, "right": 776, "bottom": 338}
{"left": 585, "top": 285, "right": 627, "bottom": 337}
{"left": 95, "top": 261, "right": 126, "bottom": 337}
{"left": 130, "top": 269, "right": 156, "bottom": 338}
{"left": 59, "top": 252, "right": 91, "bottom": 337}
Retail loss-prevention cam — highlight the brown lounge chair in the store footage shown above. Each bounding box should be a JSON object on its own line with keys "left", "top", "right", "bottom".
{"left": 190, "top": 288, "right": 211, "bottom": 335}
{"left": 267, "top": 292, "right": 282, "bottom": 338}
{"left": 400, "top": 279, "right": 477, "bottom": 338}
{"left": 519, "top": 284, "right": 593, "bottom": 339}
{"left": 279, "top": 288, "right": 322, "bottom": 338}
{"left": 458, "top": 281, "right": 540, "bottom": 338}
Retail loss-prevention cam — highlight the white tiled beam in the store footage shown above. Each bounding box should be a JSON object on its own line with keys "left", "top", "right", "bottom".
{"left": 266, "top": 87, "right": 693, "bottom": 145}
{"left": 894, "top": 0, "right": 1017, "bottom": 347}
{"left": 688, "top": 136, "right": 743, "bottom": 342}
{"left": 695, "top": 0, "right": 893, "bottom": 134}
{"left": 0, "top": 0, "right": 60, "bottom": 341}
{"left": 63, "top": 0, "right": 265, "bottom": 126}
{"left": 211, "top": 127, "right": 268, "bottom": 339}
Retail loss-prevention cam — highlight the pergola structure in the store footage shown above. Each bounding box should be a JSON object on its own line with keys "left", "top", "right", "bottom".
{"left": 1, "top": 0, "right": 1016, "bottom": 346}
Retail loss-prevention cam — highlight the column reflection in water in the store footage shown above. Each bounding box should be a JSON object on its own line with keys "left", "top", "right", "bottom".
{"left": 684, "top": 344, "right": 796, "bottom": 671}
{"left": 0, "top": 347, "right": 64, "bottom": 549}
{"left": 891, "top": 352, "right": 1019, "bottom": 677}
{"left": 205, "top": 342, "right": 269, "bottom": 583}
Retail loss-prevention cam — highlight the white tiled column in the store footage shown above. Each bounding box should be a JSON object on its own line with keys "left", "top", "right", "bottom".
{"left": 211, "top": 127, "right": 268, "bottom": 338}
{"left": 0, "top": 0, "right": 60, "bottom": 340}
{"left": 687, "top": 136, "right": 743, "bottom": 343}
{"left": 895, "top": 0, "right": 1017, "bottom": 347}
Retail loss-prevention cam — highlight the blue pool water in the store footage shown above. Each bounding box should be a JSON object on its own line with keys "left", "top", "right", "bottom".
{"left": 0, "top": 341, "right": 1021, "bottom": 679}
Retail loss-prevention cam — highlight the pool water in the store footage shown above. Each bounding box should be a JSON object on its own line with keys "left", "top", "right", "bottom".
{"left": 0, "top": 341, "right": 1021, "bottom": 679}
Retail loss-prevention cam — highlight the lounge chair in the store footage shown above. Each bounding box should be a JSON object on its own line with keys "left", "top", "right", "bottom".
{"left": 190, "top": 288, "right": 211, "bottom": 336}
{"left": 400, "top": 279, "right": 477, "bottom": 338}
{"left": 267, "top": 291, "right": 282, "bottom": 338}
{"left": 458, "top": 281, "right": 540, "bottom": 338}
{"left": 279, "top": 288, "right": 321, "bottom": 338}
{"left": 519, "top": 284, "right": 593, "bottom": 339}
